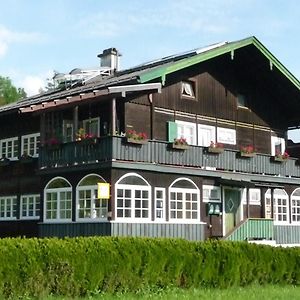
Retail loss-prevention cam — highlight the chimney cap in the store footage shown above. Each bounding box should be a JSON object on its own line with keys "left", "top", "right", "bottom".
{"left": 97, "top": 47, "right": 122, "bottom": 58}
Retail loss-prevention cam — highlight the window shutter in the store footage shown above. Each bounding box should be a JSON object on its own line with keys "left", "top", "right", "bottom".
{"left": 167, "top": 121, "right": 177, "bottom": 142}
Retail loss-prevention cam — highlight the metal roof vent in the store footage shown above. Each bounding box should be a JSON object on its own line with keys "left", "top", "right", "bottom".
{"left": 97, "top": 47, "right": 121, "bottom": 73}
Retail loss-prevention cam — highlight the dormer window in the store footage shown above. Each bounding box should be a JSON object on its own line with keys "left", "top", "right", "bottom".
{"left": 237, "top": 93, "right": 248, "bottom": 109}
{"left": 181, "top": 80, "right": 196, "bottom": 98}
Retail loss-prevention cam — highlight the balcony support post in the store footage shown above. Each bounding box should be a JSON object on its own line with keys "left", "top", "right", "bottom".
{"left": 246, "top": 187, "right": 250, "bottom": 218}
{"left": 111, "top": 97, "right": 116, "bottom": 135}
{"left": 73, "top": 106, "right": 78, "bottom": 141}
{"left": 40, "top": 113, "right": 46, "bottom": 144}
{"left": 270, "top": 188, "right": 274, "bottom": 219}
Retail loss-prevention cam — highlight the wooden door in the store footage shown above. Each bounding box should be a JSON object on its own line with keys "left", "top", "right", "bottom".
{"left": 224, "top": 189, "right": 241, "bottom": 235}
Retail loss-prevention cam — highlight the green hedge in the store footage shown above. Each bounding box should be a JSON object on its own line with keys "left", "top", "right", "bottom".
{"left": 0, "top": 237, "right": 300, "bottom": 298}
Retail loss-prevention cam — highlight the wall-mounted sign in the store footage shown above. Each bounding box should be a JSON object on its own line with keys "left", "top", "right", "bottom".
{"left": 97, "top": 183, "right": 110, "bottom": 199}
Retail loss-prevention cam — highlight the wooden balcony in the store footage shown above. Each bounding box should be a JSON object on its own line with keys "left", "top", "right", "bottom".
{"left": 39, "top": 136, "right": 300, "bottom": 178}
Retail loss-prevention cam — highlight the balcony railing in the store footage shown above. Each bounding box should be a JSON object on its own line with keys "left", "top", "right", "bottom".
{"left": 39, "top": 136, "right": 300, "bottom": 178}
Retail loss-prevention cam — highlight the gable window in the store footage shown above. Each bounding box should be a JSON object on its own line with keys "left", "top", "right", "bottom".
{"left": 237, "top": 94, "right": 248, "bottom": 109}
{"left": 265, "top": 188, "right": 288, "bottom": 223}
{"left": 115, "top": 173, "right": 151, "bottom": 221}
{"left": 154, "top": 187, "right": 166, "bottom": 221}
{"left": 0, "top": 137, "right": 18, "bottom": 160}
{"left": 181, "top": 81, "right": 195, "bottom": 98}
{"left": 21, "top": 133, "right": 40, "bottom": 157}
{"left": 44, "top": 177, "right": 72, "bottom": 222}
{"left": 271, "top": 136, "right": 285, "bottom": 156}
{"left": 76, "top": 174, "right": 108, "bottom": 220}
{"left": 169, "top": 178, "right": 200, "bottom": 222}
{"left": 20, "top": 194, "right": 40, "bottom": 219}
{"left": 0, "top": 196, "right": 17, "bottom": 220}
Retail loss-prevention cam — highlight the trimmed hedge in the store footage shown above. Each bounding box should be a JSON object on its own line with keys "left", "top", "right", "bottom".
{"left": 0, "top": 237, "right": 299, "bottom": 298}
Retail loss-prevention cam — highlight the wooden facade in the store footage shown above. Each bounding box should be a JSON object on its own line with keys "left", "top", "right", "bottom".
{"left": 1, "top": 37, "right": 300, "bottom": 244}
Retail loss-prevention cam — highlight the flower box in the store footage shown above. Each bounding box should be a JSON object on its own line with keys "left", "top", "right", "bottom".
{"left": 20, "top": 155, "right": 34, "bottom": 164}
{"left": 126, "top": 137, "right": 148, "bottom": 145}
{"left": 272, "top": 156, "right": 288, "bottom": 163}
{"left": 240, "top": 152, "right": 256, "bottom": 158}
{"left": 170, "top": 143, "right": 189, "bottom": 150}
{"left": 208, "top": 147, "right": 224, "bottom": 154}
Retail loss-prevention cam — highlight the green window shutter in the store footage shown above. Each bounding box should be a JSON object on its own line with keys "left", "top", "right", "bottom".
{"left": 167, "top": 121, "right": 178, "bottom": 142}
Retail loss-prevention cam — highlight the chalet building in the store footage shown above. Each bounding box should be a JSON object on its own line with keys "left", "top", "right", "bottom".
{"left": 2, "top": 36, "right": 300, "bottom": 245}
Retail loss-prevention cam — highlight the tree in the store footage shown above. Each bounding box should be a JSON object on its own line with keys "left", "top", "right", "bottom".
{"left": 0, "top": 76, "right": 27, "bottom": 106}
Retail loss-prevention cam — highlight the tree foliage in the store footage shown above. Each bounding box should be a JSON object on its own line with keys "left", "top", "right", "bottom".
{"left": 0, "top": 76, "right": 26, "bottom": 106}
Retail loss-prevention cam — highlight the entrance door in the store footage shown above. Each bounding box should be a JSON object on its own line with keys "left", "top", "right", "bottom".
{"left": 224, "top": 189, "right": 242, "bottom": 235}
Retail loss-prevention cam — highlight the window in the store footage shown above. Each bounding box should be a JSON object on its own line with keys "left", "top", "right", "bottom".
{"left": 115, "top": 173, "right": 151, "bottom": 221}
{"left": 63, "top": 120, "right": 73, "bottom": 142}
{"left": 155, "top": 188, "right": 165, "bottom": 221}
{"left": 20, "top": 194, "right": 40, "bottom": 219}
{"left": 237, "top": 94, "right": 248, "bottom": 108}
{"left": 271, "top": 136, "right": 285, "bottom": 156}
{"left": 0, "top": 196, "right": 17, "bottom": 220}
{"left": 198, "top": 125, "right": 216, "bottom": 147}
{"left": 175, "top": 120, "right": 197, "bottom": 145}
{"left": 203, "top": 185, "right": 221, "bottom": 202}
{"left": 21, "top": 133, "right": 40, "bottom": 157}
{"left": 44, "top": 177, "right": 72, "bottom": 222}
{"left": 0, "top": 137, "right": 18, "bottom": 160}
{"left": 265, "top": 189, "right": 288, "bottom": 223}
{"left": 242, "top": 188, "right": 261, "bottom": 205}
{"left": 77, "top": 174, "right": 108, "bottom": 220}
{"left": 181, "top": 81, "right": 195, "bottom": 98}
{"left": 291, "top": 188, "right": 300, "bottom": 223}
{"left": 217, "top": 127, "right": 236, "bottom": 145}
{"left": 169, "top": 178, "right": 200, "bottom": 222}
{"left": 83, "top": 118, "right": 100, "bottom": 137}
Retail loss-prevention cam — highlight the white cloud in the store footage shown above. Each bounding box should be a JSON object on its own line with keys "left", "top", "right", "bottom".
{"left": 0, "top": 25, "right": 44, "bottom": 58}
{"left": 21, "top": 76, "right": 45, "bottom": 97}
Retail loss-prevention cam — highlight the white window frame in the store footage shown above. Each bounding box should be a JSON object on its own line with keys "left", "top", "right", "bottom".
{"left": 76, "top": 174, "right": 108, "bottom": 222}
{"left": 271, "top": 136, "right": 285, "bottom": 156}
{"left": 175, "top": 120, "right": 197, "bottom": 145}
{"left": 44, "top": 177, "right": 72, "bottom": 223}
{"left": 21, "top": 133, "right": 40, "bottom": 157}
{"left": 242, "top": 188, "right": 261, "bottom": 205}
{"left": 265, "top": 189, "right": 289, "bottom": 224}
{"left": 291, "top": 188, "right": 300, "bottom": 224}
{"left": 63, "top": 120, "right": 74, "bottom": 142}
{"left": 0, "top": 137, "right": 18, "bottom": 160}
{"left": 115, "top": 173, "right": 151, "bottom": 222}
{"left": 203, "top": 185, "right": 221, "bottom": 203}
{"left": 0, "top": 196, "right": 17, "bottom": 220}
{"left": 169, "top": 178, "right": 200, "bottom": 223}
{"left": 217, "top": 127, "right": 236, "bottom": 145}
{"left": 20, "top": 194, "right": 40, "bottom": 220}
{"left": 154, "top": 187, "right": 166, "bottom": 221}
{"left": 82, "top": 117, "right": 100, "bottom": 137}
{"left": 198, "top": 124, "right": 216, "bottom": 147}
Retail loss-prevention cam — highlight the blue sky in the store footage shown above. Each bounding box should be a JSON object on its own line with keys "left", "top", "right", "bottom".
{"left": 1, "top": 0, "right": 300, "bottom": 98}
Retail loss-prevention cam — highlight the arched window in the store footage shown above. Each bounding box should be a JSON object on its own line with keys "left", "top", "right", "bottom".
{"left": 169, "top": 178, "right": 200, "bottom": 222}
{"left": 76, "top": 174, "right": 108, "bottom": 220}
{"left": 265, "top": 188, "right": 289, "bottom": 223}
{"left": 44, "top": 177, "right": 72, "bottom": 222}
{"left": 291, "top": 188, "right": 300, "bottom": 223}
{"left": 115, "top": 173, "right": 151, "bottom": 220}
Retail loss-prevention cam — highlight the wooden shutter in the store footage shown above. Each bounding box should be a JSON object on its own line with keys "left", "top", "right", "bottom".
{"left": 167, "top": 121, "right": 178, "bottom": 142}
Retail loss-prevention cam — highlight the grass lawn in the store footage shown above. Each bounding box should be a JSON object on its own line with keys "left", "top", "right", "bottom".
{"left": 46, "top": 285, "right": 300, "bottom": 300}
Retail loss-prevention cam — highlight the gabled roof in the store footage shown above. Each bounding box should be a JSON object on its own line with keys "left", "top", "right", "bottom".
{"left": 2, "top": 36, "right": 300, "bottom": 115}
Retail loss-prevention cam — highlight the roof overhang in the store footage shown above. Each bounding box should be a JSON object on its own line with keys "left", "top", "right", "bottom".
{"left": 138, "top": 36, "right": 300, "bottom": 92}
{"left": 19, "top": 83, "right": 162, "bottom": 114}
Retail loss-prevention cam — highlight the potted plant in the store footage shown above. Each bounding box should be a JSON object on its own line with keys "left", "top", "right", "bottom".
{"left": 170, "top": 137, "right": 189, "bottom": 150}
{"left": 0, "top": 155, "right": 10, "bottom": 167}
{"left": 240, "top": 145, "right": 256, "bottom": 158}
{"left": 273, "top": 150, "right": 289, "bottom": 162}
{"left": 208, "top": 141, "right": 224, "bottom": 153}
{"left": 44, "top": 137, "right": 61, "bottom": 149}
{"left": 20, "top": 151, "right": 34, "bottom": 163}
{"left": 76, "top": 128, "right": 97, "bottom": 144}
{"left": 125, "top": 130, "right": 148, "bottom": 145}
